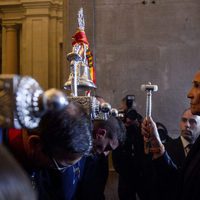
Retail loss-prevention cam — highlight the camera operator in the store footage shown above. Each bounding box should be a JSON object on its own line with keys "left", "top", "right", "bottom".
{"left": 112, "top": 95, "right": 155, "bottom": 200}
{"left": 118, "top": 95, "right": 143, "bottom": 124}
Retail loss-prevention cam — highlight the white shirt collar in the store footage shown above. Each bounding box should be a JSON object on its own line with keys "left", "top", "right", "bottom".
{"left": 180, "top": 136, "right": 190, "bottom": 149}
{"left": 181, "top": 136, "right": 191, "bottom": 156}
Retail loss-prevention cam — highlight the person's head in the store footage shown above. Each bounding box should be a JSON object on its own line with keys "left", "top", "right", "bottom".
{"left": 23, "top": 101, "right": 92, "bottom": 172}
{"left": 93, "top": 116, "right": 126, "bottom": 154}
{"left": 188, "top": 71, "right": 200, "bottom": 115}
{"left": 0, "top": 144, "right": 37, "bottom": 200}
{"left": 180, "top": 108, "right": 200, "bottom": 143}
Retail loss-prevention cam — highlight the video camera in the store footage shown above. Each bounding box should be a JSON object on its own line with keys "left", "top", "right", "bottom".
{"left": 118, "top": 95, "right": 136, "bottom": 120}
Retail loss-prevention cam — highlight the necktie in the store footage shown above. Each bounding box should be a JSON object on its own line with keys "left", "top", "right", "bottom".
{"left": 185, "top": 143, "right": 193, "bottom": 155}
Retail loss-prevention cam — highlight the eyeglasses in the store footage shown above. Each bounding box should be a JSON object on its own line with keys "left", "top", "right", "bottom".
{"left": 51, "top": 157, "right": 73, "bottom": 173}
{"left": 181, "top": 117, "right": 197, "bottom": 125}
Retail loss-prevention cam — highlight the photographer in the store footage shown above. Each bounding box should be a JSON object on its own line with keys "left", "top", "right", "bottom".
{"left": 112, "top": 95, "right": 154, "bottom": 200}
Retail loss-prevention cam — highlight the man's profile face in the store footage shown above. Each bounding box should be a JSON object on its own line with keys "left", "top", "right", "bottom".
{"left": 188, "top": 71, "right": 200, "bottom": 115}
{"left": 180, "top": 109, "right": 200, "bottom": 143}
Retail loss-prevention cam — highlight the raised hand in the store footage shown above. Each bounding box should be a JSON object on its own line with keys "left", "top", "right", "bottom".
{"left": 141, "top": 117, "right": 165, "bottom": 159}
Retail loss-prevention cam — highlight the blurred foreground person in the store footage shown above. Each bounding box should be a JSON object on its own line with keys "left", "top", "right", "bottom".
{"left": 141, "top": 71, "right": 200, "bottom": 200}
{"left": 0, "top": 144, "right": 37, "bottom": 200}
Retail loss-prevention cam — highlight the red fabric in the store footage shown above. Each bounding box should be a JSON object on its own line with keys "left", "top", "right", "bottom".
{"left": 8, "top": 128, "right": 22, "bottom": 142}
{"left": 72, "top": 30, "right": 89, "bottom": 46}
{"left": 7, "top": 128, "right": 28, "bottom": 168}
{"left": 71, "top": 29, "right": 96, "bottom": 85}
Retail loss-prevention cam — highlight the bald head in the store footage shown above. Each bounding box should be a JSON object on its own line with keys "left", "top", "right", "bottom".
{"left": 180, "top": 108, "right": 200, "bottom": 143}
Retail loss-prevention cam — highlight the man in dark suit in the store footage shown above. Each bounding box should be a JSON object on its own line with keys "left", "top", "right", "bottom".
{"left": 75, "top": 116, "right": 126, "bottom": 200}
{"left": 165, "top": 108, "right": 200, "bottom": 169}
{"left": 141, "top": 71, "right": 200, "bottom": 200}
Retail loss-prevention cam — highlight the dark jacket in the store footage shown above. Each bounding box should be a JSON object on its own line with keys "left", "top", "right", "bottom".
{"left": 154, "top": 135, "right": 200, "bottom": 200}
{"left": 35, "top": 161, "right": 85, "bottom": 200}
{"left": 112, "top": 124, "right": 144, "bottom": 178}
{"left": 179, "top": 135, "right": 200, "bottom": 200}
{"left": 75, "top": 154, "right": 109, "bottom": 200}
{"left": 153, "top": 136, "right": 186, "bottom": 200}
{"left": 112, "top": 124, "right": 157, "bottom": 200}
{"left": 165, "top": 136, "right": 186, "bottom": 169}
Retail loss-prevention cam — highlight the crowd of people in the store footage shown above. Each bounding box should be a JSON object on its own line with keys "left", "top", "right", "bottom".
{"left": 1, "top": 71, "right": 200, "bottom": 200}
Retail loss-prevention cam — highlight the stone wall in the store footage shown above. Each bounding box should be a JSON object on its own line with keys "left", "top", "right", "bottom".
{"left": 64, "top": 0, "right": 200, "bottom": 136}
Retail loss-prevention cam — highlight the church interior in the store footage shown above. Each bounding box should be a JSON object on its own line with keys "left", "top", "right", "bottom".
{"left": 0, "top": 0, "right": 200, "bottom": 200}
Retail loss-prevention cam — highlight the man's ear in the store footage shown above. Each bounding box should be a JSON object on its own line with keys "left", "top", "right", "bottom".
{"left": 96, "top": 128, "right": 107, "bottom": 139}
{"left": 27, "top": 135, "right": 42, "bottom": 151}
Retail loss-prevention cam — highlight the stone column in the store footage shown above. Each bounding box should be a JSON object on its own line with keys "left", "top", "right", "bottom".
{"left": 3, "top": 24, "right": 18, "bottom": 74}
